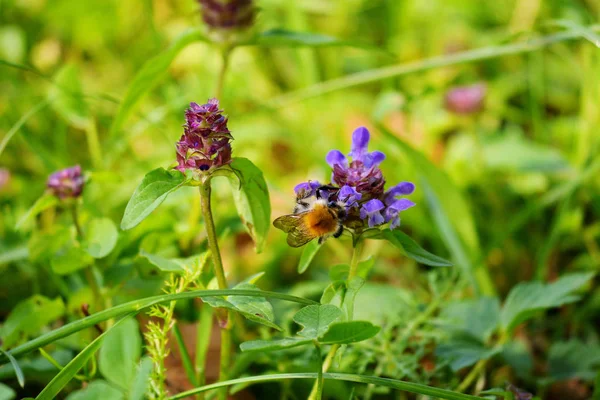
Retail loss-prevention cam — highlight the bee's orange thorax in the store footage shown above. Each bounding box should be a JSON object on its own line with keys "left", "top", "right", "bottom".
{"left": 303, "top": 203, "right": 338, "bottom": 236}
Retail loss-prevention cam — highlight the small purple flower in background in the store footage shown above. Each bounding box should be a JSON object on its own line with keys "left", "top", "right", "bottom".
{"left": 198, "top": 0, "right": 255, "bottom": 33}
{"left": 444, "top": 83, "right": 486, "bottom": 115}
{"left": 47, "top": 165, "right": 84, "bottom": 199}
{"left": 290, "top": 126, "right": 415, "bottom": 232}
{"left": 176, "top": 99, "right": 233, "bottom": 173}
{"left": 0, "top": 168, "right": 10, "bottom": 191}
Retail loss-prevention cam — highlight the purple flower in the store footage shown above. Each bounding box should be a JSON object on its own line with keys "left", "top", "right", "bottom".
{"left": 176, "top": 99, "right": 232, "bottom": 173}
{"left": 294, "top": 181, "right": 321, "bottom": 197}
{"left": 338, "top": 185, "right": 361, "bottom": 208}
{"left": 384, "top": 199, "right": 416, "bottom": 229}
{"left": 198, "top": 0, "right": 255, "bottom": 31}
{"left": 383, "top": 181, "right": 415, "bottom": 205}
{"left": 326, "top": 127, "right": 386, "bottom": 200}
{"left": 47, "top": 165, "right": 84, "bottom": 199}
{"left": 0, "top": 168, "right": 10, "bottom": 191}
{"left": 360, "top": 199, "right": 385, "bottom": 227}
{"left": 444, "top": 83, "right": 486, "bottom": 115}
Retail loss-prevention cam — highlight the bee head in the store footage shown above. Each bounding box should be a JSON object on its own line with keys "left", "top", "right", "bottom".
{"left": 327, "top": 201, "right": 347, "bottom": 221}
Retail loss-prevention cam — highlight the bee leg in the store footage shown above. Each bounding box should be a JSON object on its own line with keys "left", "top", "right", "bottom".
{"left": 333, "top": 224, "right": 344, "bottom": 238}
{"left": 318, "top": 236, "right": 326, "bottom": 245}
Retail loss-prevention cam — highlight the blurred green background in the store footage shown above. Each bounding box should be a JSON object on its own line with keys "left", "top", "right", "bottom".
{"left": 1, "top": 0, "right": 599, "bottom": 399}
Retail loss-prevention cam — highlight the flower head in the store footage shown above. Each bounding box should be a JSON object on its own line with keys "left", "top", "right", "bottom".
{"left": 176, "top": 99, "right": 232, "bottom": 173}
{"left": 287, "top": 126, "right": 415, "bottom": 235}
{"left": 198, "top": 0, "right": 255, "bottom": 40}
{"left": 444, "top": 83, "right": 486, "bottom": 115}
{"left": 47, "top": 165, "right": 84, "bottom": 199}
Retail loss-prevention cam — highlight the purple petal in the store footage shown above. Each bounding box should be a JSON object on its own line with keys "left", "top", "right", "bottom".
{"left": 349, "top": 127, "right": 370, "bottom": 161}
{"left": 384, "top": 181, "right": 416, "bottom": 205}
{"left": 389, "top": 216, "right": 401, "bottom": 229}
{"left": 326, "top": 150, "right": 347, "bottom": 167}
{"left": 389, "top": 199, "right": 416, "bottom": 212}
{"left": 361, "top": 199, "right": 385, "bottom": 214}
{"left": 364, "top": 151, "right": 386, "bottom": 168}
{"left": 189, "top": 102, "right": 202, "bottom": 112}
{"left": 338, "top": 185, "right": 362, "bottom": 208}
{"left": 368, "top": 212, "right": 385, "bottom": 227}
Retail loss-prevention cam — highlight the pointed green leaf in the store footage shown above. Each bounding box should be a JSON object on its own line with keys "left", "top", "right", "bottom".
{"left": 0, "top": 349, "right": 24, "bottom": 388}
{"left": 243, "top": 29, "right": 378, "bottom": 51}
{"left": 293, "top": 305, "right": 343, "bottom": 339}
{"left": 318, "top": 321, "right": 380, "bottom": 344}
{"left": 298, "top": 240, "right": 321, "bottom": 273}
{"left": 129, "top": 357, "right": 153, "bottom": 400}
{"left": 380, "top": 230, "right": 453, "bottom": 267}
{"left": 240, "top": 337, "right": 312, "bottom": 352}
{"left": 0, "top": 383, "right": 16, "bottom": 400}
{"left": 441, "top": 297, "right": 500, "bottom": 342}
{"left": 548, "top": 340, "right": 600, "bottom": 381}
{"left": 139, "top": 250, "right": 209, "bottom": 274}
{"left": 84, "top": 218, "right": 118, "bottom": 258}
{"left": 16, "top": 194, "right": 57, "bottom": 230}
{"left": 99, "top": 317, "right": 141, "bottom": 390}
{"left": 436, "top": 336, "right": 501, "bottom": 371}
{"left": 108, "top": 28, "right": 205, "bottom": 139}
{"left": 121, "top": 168, "right": 188, "bottom": 230}
{"left": 227, "top": 158, "right": 271, "bottom": 253}
{"left": 65, "top": 380, "right": 124, "bottom": 400}
{"left": 500, "top": 273, "right": 595, "bottom": 332}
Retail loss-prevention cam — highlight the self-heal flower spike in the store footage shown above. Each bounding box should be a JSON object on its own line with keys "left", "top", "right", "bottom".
{"left": 326, "top": 126, "right": 386, "bottom": 201}
{"left": 176, "top": 99, "right": 232, "bottom": 173}
{"left": 198, "top": 0, "right": 255, "bottom": 43}
{"left": 47, "top": 165, "right": 84, "bottom": 199}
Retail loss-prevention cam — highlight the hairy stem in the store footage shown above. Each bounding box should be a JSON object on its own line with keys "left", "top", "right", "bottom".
{"left": 199, "top": 183, "right": 231, "bottom": 400}
{"left": 315, "top": 343, "right": 324, "bottom": 400}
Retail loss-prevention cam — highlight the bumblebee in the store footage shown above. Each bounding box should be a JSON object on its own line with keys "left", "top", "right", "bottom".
{"left": 273, "top": 185, "right": 347, "bottom": 247}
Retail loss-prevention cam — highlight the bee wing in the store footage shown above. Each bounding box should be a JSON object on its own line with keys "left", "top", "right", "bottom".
{"left": 273, "top": 213, "right": 317, "bottom": 248}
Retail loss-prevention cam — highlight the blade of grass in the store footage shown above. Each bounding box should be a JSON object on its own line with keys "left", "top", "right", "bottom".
{"left": 267, "top": 28, "right": 598, "bottom": 107}
{"left": 168, "top": 372, "right": 485, "bottom": 400}
{"left": 0, "top": 99, "right": 50, "bottom": 159}
{"left": 0, "top": 289, "right": 317, "bottom": 364}
{"left": 0, "top": 349, "right": 24, "bottom": 388}
{"left": 173, "top": 323, "right": 198, "bottom": 387}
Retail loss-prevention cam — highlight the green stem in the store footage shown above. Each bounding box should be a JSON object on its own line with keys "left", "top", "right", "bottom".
{"left": 214, "top": 47, "right": 231, "bottom": 100}
{"left": 173, "top": 323, "right": 198, "bottom": 387}
{"left": 456, "top": 359, "right": 487, "bottom": 393}
{"left": 315, "top": 342, "right": 324, "bottom": 400}
{"left": 308, "top": 241, "right": 363, "bottom": 400}
{"left": 199, "top": 183, "right": 231, "bottom": 400}
{"left": 195, "top": 303, "right": 213, "bottom": 400}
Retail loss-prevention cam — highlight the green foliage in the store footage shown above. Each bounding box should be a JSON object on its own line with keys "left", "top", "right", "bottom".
{"left": 0, "top": 350, "right": 23, "bottom": 389}
{"left": 83, "top": 218, "right": 118, "bottom": 258}
{"left": 378, "top": 230, "right": 453, "bottom": 267}
{"left": 49, "top": 64, "right": 90, "bottom": 129}
{"left": 318, "top": 321, "right": 380, "bottom": 344}
{"left": 139, "top": 250, "right": 209, "bottom": 274}
{"left": 50, "top": 240, "right": 93, "bottom": 275}
{"left": 16, "top": 194, "right": 58, "bottom": 230}
{"left": 65, "top": 380, "right": 123, "bottom": 400}
{"left": 548, "top": 340, "right": 600, "bottom": 381}
{"left": 298, "top": 240, "right": 321, "bottom": 273}
{"left": 227, "top": 157, "right": 271, "bottom": 253}
{"left": 0, "top": 383, "right": 15, "bottom": 400}
{"left": 99, "top": 317, "right": 141, "bottom": 390}
{"left": 121, "top": 168, "right": 189, "bottom": 230}
{"left": 294, "top": 304, "right": 343, "bottom": 339}
{"left": 500, "top": 272, "right": 595, "bottom": 332}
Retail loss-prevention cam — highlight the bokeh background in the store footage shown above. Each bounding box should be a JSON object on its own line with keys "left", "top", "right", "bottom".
{"left": 1, "top": 0, "right": 599, "bottom": 399}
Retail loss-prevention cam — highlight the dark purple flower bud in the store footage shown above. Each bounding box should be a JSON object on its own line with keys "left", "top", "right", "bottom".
{"left": 47, "top": 165, "right": 84, "bottom": 199}
{"left": 176, "top": 99, "right": 233, "bottom": 173}
{"left": 360, "top": 199, "right": 385, "bottom": 227}
{"left": 338, "top": 185, "right": 361, "bottom": 209}
{"left": 198, "top": 0, "right": 255, "bottom": 34}
{"left": 444, "top": 83, "right": 486, "bottom": 115}
{"left": 0, "top": 168, "right": 10, "bottom": 191}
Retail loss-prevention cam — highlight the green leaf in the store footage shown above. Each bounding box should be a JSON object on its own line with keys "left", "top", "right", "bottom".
{"left": 240, "top": 337, "right": 312, "bottom": 352}
{"left": 139, "top": 250, "right": 209, "bottom": 274}
{"left": 16, "top": 194, "right": 58, "bottom": 230}
{"left": 342, "top": 277, "right": 364, "bottom": 321}
{"left": 204, "top": 284, "right": 281, "bottom": 330}
{"left": 49, "top": 64, "right": 90, "bottom": 129}
{"left": 245, "top": 29, "right": 377, "bottom": 50}
{"left": 99, "top": 317, "right": 141, "bottom": 390}
{"left": 293, "top": 304, "right": 343, "bottom": 339}
{"left": 2, "top": 289, "right": 316, "bottom": 363}
{"left": 548, "top": 340, "right": 600, "bottom": 381}
{"left": 51, "top": 241, "right": 93, "bottom": 275}
{"left": 36, "top": 317, "right": 130, "bottom": 400}
{"left": 121, "top": 167, "right": 188, "bottom": 230}
{"left": 108, "top": 28, "right": 205, "bottom": 139}
{"left": 318, "top": 321, "right": 380, "bottom": 344}
{"left": 65, "top": 380, "right": 124, "bottom": 400}
{"left": 0, "top": 295, "right": 65, "bottom": 348}
{"left": 380, "top": 126, "right": 494, "bottom": 295}
{"left": 84, "top": 218, "right": 118, "bottom": 258}
{"left": 441, "top": 297, "right": 500, "bottom": 342}
{"left": 0, "top": 349, "right": 24, "bottom": 388}
{"left": 502, "top": 340, "right": 533, "bottom": 379}
{"left": 379, "top": 230, "right": 453, "bottom": 267}
{"left": 298, "top": 240, "right": 321, "bottom": 273}
{"left": 436, "top": 336, "right": 501, "bottom": 371}
{"left": 0, "top": 383, "right": 15, "bottom": 400}
{"left": 129, "top": 357, "right": 152, "bottom": 400}
{"left": 227, "top": 158, "right": 271, "bottom": 253}
{"left": 500, "top": 272, "right": 595, "bottom": 332}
